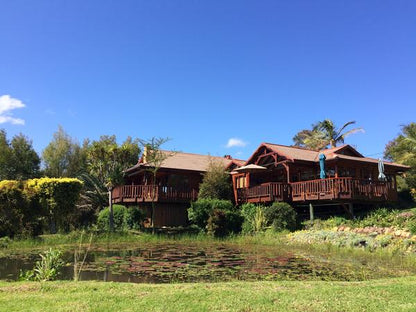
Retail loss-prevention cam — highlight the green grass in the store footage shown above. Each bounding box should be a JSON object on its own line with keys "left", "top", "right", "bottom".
{"left": 1, "top": 277, "right": 416, "bottom": 311}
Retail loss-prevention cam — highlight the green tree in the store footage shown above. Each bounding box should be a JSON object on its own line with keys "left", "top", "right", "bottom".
{"left": 0, "top": 130, "right": 40, "bottom": 180}
{"left": 384, "top": 123, "right": 416, "bottom": 197}
{"left": 198, "top": 160, "right": 233, "bottom": 200}
{"left": 42, "top": 126, "right": 86, "bottom": 177}
{"left": 293, "top": 119, "right": 363, "bottom": 150}
{"left": 86, "top": 135, "right": 140, "bottom": 231}
{"left": 9, "top": 134, "right": 40, "bottom": 179}
{"left": 139, "top": 137, "right": 172, "bottom": 230}
{"left": 0, "top": 129, "right": 13, "bottom": 179}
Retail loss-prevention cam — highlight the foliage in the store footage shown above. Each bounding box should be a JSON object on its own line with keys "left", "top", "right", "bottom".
{"left": 264, "top": 202, "right": 297, "bottom": 232}
{"left": 26, "top": 178, "right": 83, "bottom": 233}
{"left": 288, "top": 228, "right": 416, "bottom": 253}
{"left": 20, "top": 248, "right": 64, "bottom": 281}
{"left": 241, "top": 203, "right": 267, "bottom": 234}
{"left": 42, "top": 126, "right": 87, "bottom": 178}
{"left": 97, "top": 205, "right": 144, "bottom": 231}
{"left": 384, "top": 123, "right": 416, "bottom": 200}
{"left": 76, "top": 172, "right": 108, "bottom": 227}
{"left": 293, "top": 119, "right": 363, "bottom": 150}
{"left": 0, "top": 180, "right": 26, "bottom": 237}
{"left": 301, "top": 208, "right": 416, "bottom": 234}
{"left": 188, "top": 198, "right": 234, "bottom": 230}
{"left": 206, "top": 209, "right": 228, "bottom": 237}
{"left": 86, "top": 135, "right": 140, "bottom": 188}
{"left": 198, "top": 160, "right": 233, "bottom": 200}
{"left": 138, "top": 137, "right": 171, "bottom": 229}
{"left": 206, "top": 209, "right": 243, "bottom": 237}
{"left": 0, "top": 130, "right": 40, "bottom": 180}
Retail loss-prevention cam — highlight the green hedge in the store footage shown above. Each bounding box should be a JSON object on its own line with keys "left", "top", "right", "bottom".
{"left": 0, "top": 178, "right": 83, "bottom": 237}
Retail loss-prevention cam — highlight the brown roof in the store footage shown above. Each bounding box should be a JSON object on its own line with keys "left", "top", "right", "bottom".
{"left": 253, "top": 143, "right": 409, "bottom": 170}
{"left": 126, "top": 150, "right": 245, "bottom": 173}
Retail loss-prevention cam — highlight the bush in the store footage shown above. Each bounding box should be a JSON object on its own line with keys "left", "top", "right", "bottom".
{"left": 124, "top": 206, "right": 146, "bottom": 230}
{"left": 0, "top": 180, "right": 26, "bottom": 237}
{"left": 198, "top": 161, "right": 233, "bottom": 201}
{"left": 241, "top": 203, "right": 266, "bottom": 234}
{"left": 188, "top": 199, "right": 234, "bottom": 230}
{"left": 264, "top": 202, "right": 297, "bottom": 232}
{"left": 97, "top": 205, "right": 144, "bottom": 232}
{"left": 26, "top": 178, "right": 83, "bottom": 233}
{"left": 97, "top": 205, "right": 126, "bottom": 231}
{"left": 206, "top": 209, "right": 243, "bottom": 237}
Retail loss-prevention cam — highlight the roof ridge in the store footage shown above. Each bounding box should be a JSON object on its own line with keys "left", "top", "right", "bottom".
{"left": 159, "top": 149, "right": 241, "bottom": 160}
{"left": 263, "top": 142, "right": 319, "bottom": 152}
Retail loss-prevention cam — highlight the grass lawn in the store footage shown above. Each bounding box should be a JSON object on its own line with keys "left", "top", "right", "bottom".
{"left": 1, "top": 277, "right": 416, "bottom": 312}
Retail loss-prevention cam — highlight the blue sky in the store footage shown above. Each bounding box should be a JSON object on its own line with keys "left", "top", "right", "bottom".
{"left": 1, "top": 1, "right": 415, "bottom": 160}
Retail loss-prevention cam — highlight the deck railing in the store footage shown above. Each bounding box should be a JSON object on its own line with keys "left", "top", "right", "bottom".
{"left": 290, "top": 177, "right": 395, "bottom": 202}
{"left": 112, "top": 185, "right": 198, "bottom": 204}
{"left": 237, "top": 177, "right": 396, "bottom": 203}
{"left": 237, "top": 182, "right": 290, "bottom": 203}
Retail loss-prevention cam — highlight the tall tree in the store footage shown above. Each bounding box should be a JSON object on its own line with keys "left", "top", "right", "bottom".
{"left": 0, "top": 129, "right": 12, "bottom": 180}
{"left": 198, "top": 159, "right": 233, "bottom": 201}
{"left": 9, "top": 133, "right": 40, "bottom": 179}
{"left": 140, "top": 137, "right": 172, "bottom": 230}
{"left": 86, "top": 135, "right": 140, "bottom": 231}
{"left": 42, "top": 126, "right": 86, "bottom": 177}
{"left": 384, "top": 123, "right": 416, "bottom": 196}
{"left": 0, "top": 130, "right": 40, "bottom": 180}
{"left": 293, "top": 119, "right": 363, "bottom": 150}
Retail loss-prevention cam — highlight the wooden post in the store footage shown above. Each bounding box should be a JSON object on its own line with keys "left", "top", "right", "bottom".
{"left": 348, "top": 203, "right": 354, "bottom": 218}
{"left": 108, "top": 187, "right": 114, "bottom": 232}
{"left": 309, "top": 203, "right": 314, "bottom": 222}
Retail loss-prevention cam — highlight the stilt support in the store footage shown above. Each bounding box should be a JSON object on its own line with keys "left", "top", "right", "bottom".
{"left": 309, "top": 203, "right": 314, "bottom": 222}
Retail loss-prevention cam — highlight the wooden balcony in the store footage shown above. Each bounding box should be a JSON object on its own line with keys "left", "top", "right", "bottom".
{"left": 236, "top": 182, "right": 290, "bottom": 204}
{"left": 290, "top": 177, "right": 396, "bottom": 202}
{"left": 112, "top": 185, "right": 198, "bottom": 204}
{"left": 237, "top": 177, "right": 397, "bottom": 204}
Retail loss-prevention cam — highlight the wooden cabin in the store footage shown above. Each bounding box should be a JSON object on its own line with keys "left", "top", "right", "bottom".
{"left": 112, "top": 150, "right": 244, "bottom": 227}
{"left": 232, "top": 143, "right": 409, "bottom": 209}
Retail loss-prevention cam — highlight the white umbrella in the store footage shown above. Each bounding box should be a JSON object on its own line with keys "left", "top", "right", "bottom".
{"left": 378, "top": 158, "right": 386, "bottom": 181}
{"left": 234, "top": 164, "right": 267, "bottom": 173}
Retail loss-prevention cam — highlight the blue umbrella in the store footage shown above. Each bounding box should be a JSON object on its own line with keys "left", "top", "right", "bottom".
{"left": 378, "top": 158, "right": 386, "bottom": 181}
{"left": 319, "top": 153, "right": 326, "bottom": 179}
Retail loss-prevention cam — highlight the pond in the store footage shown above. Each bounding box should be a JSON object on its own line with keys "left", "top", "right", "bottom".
{"left": 0, "top": 242, "right": 409, "bottom": 283}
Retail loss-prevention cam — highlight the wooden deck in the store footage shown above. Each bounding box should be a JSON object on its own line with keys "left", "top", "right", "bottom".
{"left": 237, "top": 177, "right": 397, "bottom": 204}
{"left": 112, "top": 185, "right": 198, "bottom": 204}
{"left": 236, "top": 182, "right": 290, "bottom": 203}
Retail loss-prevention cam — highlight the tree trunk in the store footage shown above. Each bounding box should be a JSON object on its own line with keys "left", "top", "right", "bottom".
{"left": 108, "top": 188, "right": 114, "bottom": 232}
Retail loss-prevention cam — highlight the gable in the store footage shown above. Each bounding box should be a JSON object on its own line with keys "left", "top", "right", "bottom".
{"left": 325, "top": 145, "right": 364, "bottom": 158}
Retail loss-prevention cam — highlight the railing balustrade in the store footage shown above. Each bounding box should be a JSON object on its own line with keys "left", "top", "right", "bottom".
{"left": 237, "top": 177, "right": 395, "bottom": 203}
{"left": 112, "top": 185, "right": 198, "bottom": 203}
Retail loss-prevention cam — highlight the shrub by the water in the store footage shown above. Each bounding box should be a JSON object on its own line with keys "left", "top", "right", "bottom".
{"left": 241, "top": 203, "right": 266, "bottom": 234}
{"left": 97, "top": 205, "right": 144, "bottom": 231}
{"left": 188, "top": 199, "right": 234, "bottom": 230}
{"left": 264, "top": 202, "right": 297, "bottom": 232}
{"left": 206, "top": 209, "right": 243, "bottom": 237}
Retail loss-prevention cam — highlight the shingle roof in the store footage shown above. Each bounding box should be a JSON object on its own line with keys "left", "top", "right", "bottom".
{"left": 260, "top": 143, "right": 409, "bottom": 170}
{"left": 126, "top": 151, "right": 245, "bottom": 173}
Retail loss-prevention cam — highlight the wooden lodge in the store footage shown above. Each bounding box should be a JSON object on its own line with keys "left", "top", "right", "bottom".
{"left": 112, "top": 150, "right": 244, "bottom": 227}
{"left": 231, "top": 143, "right": 409, "bottom": 209}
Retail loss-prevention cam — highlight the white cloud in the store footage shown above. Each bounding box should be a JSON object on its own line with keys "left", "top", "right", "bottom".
{"left": 0, "top": 95, "right": 26, "bottom": 125}
{"left": 226, "top": 138, "right": 247, "bottom": 148}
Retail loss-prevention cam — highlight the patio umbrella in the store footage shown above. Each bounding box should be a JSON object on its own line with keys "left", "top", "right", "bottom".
{"left": 378, "top": 158, "right": 386, "bottom": 181}
{"left": 234, "top": 164, "right": 267, "bottom": 173}
{"left": 319, "top": 153, "right": 326, "bottom": 179}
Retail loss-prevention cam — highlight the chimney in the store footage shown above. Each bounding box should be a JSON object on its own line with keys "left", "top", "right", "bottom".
{"left": 143, "top": 145, "right": 149, "bottom": 163}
